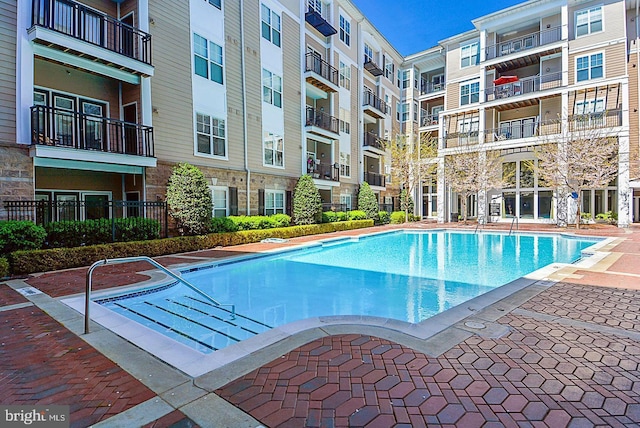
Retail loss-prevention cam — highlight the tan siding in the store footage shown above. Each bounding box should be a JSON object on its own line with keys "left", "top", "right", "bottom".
{"left": 279, "top": 0, "right": 300, "bottom": 18}
{"left": 149, "top": 0, "right": 194, "bottom": 163}
{"left": 282, "top": 13, "right": 302, "bottom": 177}
{"left": 499, "top": 105, "right": 539, "bottom": 122}
{"left": 540, "top": 96, "right": 562, "bottom": 122}
{"left": 629, "top": 52, "right": 640, "bottom": 178}
{"left": 446, "top": 83, "right": 459, "bottom": 110}
{"left": 569, "top": 0, "right": 626, "bottom": 48}
{"left": 0, "top": 0, "right": 16, "bottom": 145}
{"left": 568, "top": 42, "right": 626, "bottom": 83}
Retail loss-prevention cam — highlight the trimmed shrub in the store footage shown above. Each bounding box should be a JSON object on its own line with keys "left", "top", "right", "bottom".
{"left": 0, "top": 221, "right": 47, "bottom": 254}
{"left": 357, "top": 182, "right": 379, "bottom": 220}
{"left": 270, "top": 213, "right": 292, "bottom": 228}
{"left": 210, "top": 217, "right": 239, "bottom": 233}
{"left": 293, "top": 174, "right": 322, "bottom": 225}
{"left": 166, "top": 163, "right": 212, "bottom": 235}
{"left": 0, "top": 257, "right": 9, "bottom": 278}
{"left": 390, "top": 211, "right": 406, "bottom": 224}
{"left": 44, "top": 218, "right": 160, "bottom": 248}
{"left": 228, "top": 214, "right": 291, "bottom": 231}
{"left": 348, "top": 210, "right": 367, "bottom": 220}
{"left": 378, "top": 211, "right": 390, "bottom": 225}
{"left": 337, "top": 211, "right": 348, "bottom": 221}
{"left": 9, "top": 220, "right": 374, "bottom": 275}
{"left": 322, "top": 211, "right": 338, "bottom": 223}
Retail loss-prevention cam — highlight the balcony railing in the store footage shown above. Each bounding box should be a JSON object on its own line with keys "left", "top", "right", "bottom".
{"left": 568, "top": 109, "right": 622, "bottom": 131}
{"left": 31, "top": 0, "right": 152, "bottom": 65}
{"left": 484, "top": 118, "right": 563, "bottom": 143}
{"left": 322, "top": 203, "right": 349, "bottom": 213}
{"left": 485, "top": 26, "right": 562, "bottom": 61}
{"left": 305, "top": 53, "right": 339, "bottom": 86}
{"left": 444, "top": 131, "right": 479, "bottom": 148}
{"left": 308, "top": 162, "right": 340, "bottom": 182}
{"left": 420, "top": 114, "right": 440, "bottom": 127}
{"left": 31, "top": 105, "right": 154, "bottom": 157}
{"left": 363, "top": 90, "right": 389, "bottom": 115}
{"left": 485, "top": 72, "right": 563, "bottom": 101}
{"left": 420, "top": 81, "right": 446, "bottom": 95}
{"left": 363, "top": 132, "right": 385, "bottom": 150}
{"left": 306, "top": 106, "right": 339, "bottom": 134}
{"left": 364, "top": 171, "right": 386, "bottom": 187}
{"left": 364, "top": 58, "right": 384, "bottom": 76}
{"left": 305, "top": 1, "right": 336, "bottom": 36}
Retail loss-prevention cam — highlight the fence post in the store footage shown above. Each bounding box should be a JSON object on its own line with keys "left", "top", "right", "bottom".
{"left": 163, "top": 202, "right": 168, "bottom": 238}
{"left": 111, "top": 202, "right": 116, "bottom": 242}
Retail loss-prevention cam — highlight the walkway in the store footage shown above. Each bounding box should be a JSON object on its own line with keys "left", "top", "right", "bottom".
{"left": 1, "top": 222, "right": 639, "bottom": 427}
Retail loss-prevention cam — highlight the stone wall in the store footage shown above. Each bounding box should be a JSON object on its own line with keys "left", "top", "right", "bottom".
{"left": 0, "top": 144, "right": 34, "bottom": 219}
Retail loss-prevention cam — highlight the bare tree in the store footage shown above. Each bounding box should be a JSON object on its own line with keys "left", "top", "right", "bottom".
{"left": 533, "top": 116, "right": 619, "bottom": 229}
{"left": 444, "top": 148, "right": 507, "bottom": 224}
{"left": 386, "top": 133, "right": 438, "bottom": 221}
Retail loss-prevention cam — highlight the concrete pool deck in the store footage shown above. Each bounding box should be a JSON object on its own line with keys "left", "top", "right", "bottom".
{"left": 1, "top": 222, "right": 640, "bottom": 427}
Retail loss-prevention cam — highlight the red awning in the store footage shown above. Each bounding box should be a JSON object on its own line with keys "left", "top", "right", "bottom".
{"left": 493, "top": 75, "right": 519, "bottom": 85}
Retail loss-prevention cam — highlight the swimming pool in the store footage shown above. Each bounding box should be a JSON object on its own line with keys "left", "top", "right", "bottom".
{"left": 96, "top": 230, "right": 600, "bottom": 354}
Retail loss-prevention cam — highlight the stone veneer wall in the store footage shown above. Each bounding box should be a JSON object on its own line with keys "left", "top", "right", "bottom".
{"left": 0, "top": 144, "right": 34, "bottom": 219}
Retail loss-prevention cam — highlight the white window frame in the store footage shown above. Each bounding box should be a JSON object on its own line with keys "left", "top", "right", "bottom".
{"left": 265, "top": 190, "right": 285, "bottom": 215}
{"left": 261, "top": 4, "right": 281, "bottom": 47}
{"left": 340, "top": 194, "right": 352, "bottom": 210}
{"left": 212, "top": 186, "right": 228, "bottom": 217}
{"left": 263, "top": 131, "right": 284, "bottom": 168}
{"left": 339, "top": 15, "right": 350, "bottom": 46}
{"left": 460, "top": 80, "right": 480, "bottom": 105}
{"left": 364, "top": 44, "right": 374, "bottom": 63}
{"left": 400, "top": 103, "right": 410, "bottom": 122}
{"left": 575, "top": 52, "right": 604, "bottom": 83}
{"left": 401, "top": 70, "right": 410, "bottom": 89}
{"left": 339, "top": 108, "right": 350, "bottom": 134}
{"left": 384, "top": 58, "right": 394, "bottom": 79}
{"left": 339, "top": 61, "right": 351, "bottom": 89}
{"left": 262, "top": 69, "right": 282, "bottom": 108}
{"left": 460, "top": 41, "right": 479, "bottom": 68}
{"left": 206, "top": 0, "right": 221, "bottom": 10}
{"left": 195, "top": 112, "right": 226, "bottom": 158}
{"left": 193, "top": 33, "right": 224, "bottom": 84}
{"left": 576, "top": 6, "right": 603, "bottom": 38}
{"left": 339, "top": 152, "right": 351, "bottom": 177}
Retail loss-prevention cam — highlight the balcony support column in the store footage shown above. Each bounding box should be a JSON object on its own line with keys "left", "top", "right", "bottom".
{"left": 477, "top": 150, "right": 487, "bottom": 224}
{"left": 16, "top": 0, "right": 34, "bottom": 145}
{"left": 142, "top": 77, "right": 152, "bottom": 126}
{"left": 436, "top": 157, "right": 446, "bottom": 223}
{"left": 618, "top": 80, "right": 631, "bottom": 227}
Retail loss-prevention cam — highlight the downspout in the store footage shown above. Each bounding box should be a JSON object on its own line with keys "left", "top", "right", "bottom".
{"left": 239, "top": 2, "right": 251, "bottom": 214}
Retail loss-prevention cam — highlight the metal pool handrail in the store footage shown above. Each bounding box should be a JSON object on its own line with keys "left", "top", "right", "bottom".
{"left": 509, "top": 217, "right": 519, "bottom": 236}
{"left": 84, "top": 256, "right": 235, "bottom": 334}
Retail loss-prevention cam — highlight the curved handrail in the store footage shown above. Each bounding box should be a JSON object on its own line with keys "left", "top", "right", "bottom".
{"left": 85, "top": 256, "right": 235, "bottom": 334}
{"left": 508, "top": 217, "right": 519, "bottom": 236}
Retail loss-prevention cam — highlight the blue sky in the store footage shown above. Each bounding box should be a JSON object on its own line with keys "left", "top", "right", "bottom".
{"left": 350, "top": 0, "right": 527, "bottom": 55}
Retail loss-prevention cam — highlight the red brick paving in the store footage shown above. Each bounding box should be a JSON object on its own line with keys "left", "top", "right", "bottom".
{"left": 0, "top": 306, "right": 155, "bottom": 428}
{"left": 0, "top": 283, "right": 28, "bottom": 306}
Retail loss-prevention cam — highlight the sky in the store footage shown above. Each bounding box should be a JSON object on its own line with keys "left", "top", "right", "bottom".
{"left": 350, "top": 0, "right": 527, "bottom": 56}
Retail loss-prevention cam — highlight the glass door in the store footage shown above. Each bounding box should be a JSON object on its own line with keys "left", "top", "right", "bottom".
{"left": 53, "top": 94, "right": 75, "bottom": 147}
{"left": 80, "top": 100, "right": 106, "bottom": 150}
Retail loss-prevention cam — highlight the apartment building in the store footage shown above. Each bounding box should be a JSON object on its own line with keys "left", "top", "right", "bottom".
{"left": 0, "top": 0, "right": 403, "bottom": 224}
{"left": 404, "top": 0, "right": 640, "bottom": 226}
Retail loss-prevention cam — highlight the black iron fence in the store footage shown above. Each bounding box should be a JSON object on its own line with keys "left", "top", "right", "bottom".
{"left": 322, "top": 203, "right": 348, "bottom": 213}
{"left": 363, "top": 90, "right": 389, "bottom": 114}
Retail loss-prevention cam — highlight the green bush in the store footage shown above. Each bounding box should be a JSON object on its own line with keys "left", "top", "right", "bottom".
{"left": 293, "top": 175, "right": 322, "bottom": 225}
{"left": 595, "top": 211, "right": 617, "bottom": 224}
{"left": 228, "top": 214, "right": 291, "bottom": 231}
{"left": 9, "top": 220, "right": 374, "bottom": 275}
{"left": 270, "top": 213, "right": 292, "bottom": 228}
{"left": 348, "top": 210, "right": 367, "bottom": 220}
{"left": 378, "top": 211, "right": 390, "bottom": 225}
{"left": 337, "top": 211, "right": 348, "bottom": 221}
{"left": 390, "top": 211, "right": 406, "bottom": 224}
{"left": 0, "top": 257, "right": 9, "bottom": 278}
{"left": 322, "top": 211, "right": 338, "bottom": 223}
{"left": 166, "top": 163, "right": 212, "bottom": 235}
{"left": 357, "top": 182, "right": 379, "bottom": 220}
{"left": 44, "top": 218, "right": 160, "bottom": 248}
{"left": 0, "top": 221, "right": 47, "bottom": 254}
{"left": 210, "top": 217, "right": 239, "bottom": 233}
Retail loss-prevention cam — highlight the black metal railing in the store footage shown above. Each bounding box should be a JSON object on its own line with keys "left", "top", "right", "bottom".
{"left": 485, "top": 26, "right": 563, "bottom": 60}
{"left": 363, "top": 90, "right": 389, "bottom": 114}
{"left": 568, "top": 109, "right": 622, "bottom": 131}
{"left": 305, "top": 106, "right": 339, "bottom": 134}
{"left": 32, "top": 0, "right": 152, "bottom": 65}
{"left": 364, "top": 58, "right": 384, "bottom": 76}
{"left": 4, "top": 200, "right": 168, "bottom": 241}
{"left": 420, "top": 81, "right": 446, "bottom": 95}
{"left": 443, "top": 131, "right": 479, "bottom": 148}
{"left": 307, "top": 162, "right": 340, "bottom": 182}
{"left": 322, "top": 203, "right": 348, "bottom": 212}
{"left": 420, "top": 114, "right": 440, "bottom": 127}
{"left": 305, "top": 53, "right": 339, "bottom": 86}
{"left": 363, "top": 132, "right": 385, "bottom": 150}
{"left": 364, "top": 171, "right": 386, "bottom": 187}
{"left": 31, "top": 105, "right": 154, "bottom": 157}
{"left": 485, "top": 72, "right": 563, "bottom": 101}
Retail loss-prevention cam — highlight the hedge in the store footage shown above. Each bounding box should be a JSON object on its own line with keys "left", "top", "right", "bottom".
{"left": 0, "top": 257, "right": 9, "bottom": 278}
{"left": 0, "top": 221, "right": 46, "bottom": 254}
{"left": 45, "top": 218, "right": 160, "bottom": 248}
{"left": 8, "top": 220, "right": 373, "bottom": 275}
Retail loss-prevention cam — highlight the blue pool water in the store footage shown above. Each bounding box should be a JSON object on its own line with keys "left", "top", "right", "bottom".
{"left": 99, "top": 231, "right": 599, "bottom": 353}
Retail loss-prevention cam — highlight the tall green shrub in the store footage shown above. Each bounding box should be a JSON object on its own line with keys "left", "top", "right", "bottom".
{"left": 293, "top": 174, "right": 322, "bottom": 225}
{"left": 0, "top": 221, "right": 46, "bottom": 254}
{"left": 357, "top": 182, "right": 379, "bottom": 220}
{"left": 166, "top": 163, "right": 212, "bottom": 235}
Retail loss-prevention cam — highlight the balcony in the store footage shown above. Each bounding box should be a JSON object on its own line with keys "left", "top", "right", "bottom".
{"left": 568, "top": 109, "right": 622, "bottom": 131}
{"left": 485, "top": 72, "right": 562, "bottom": 104}
{"left": 363, "top": 132, "right": 387, "bottom": 154}
{"left": 484, "top": 26, "right": 563, "bottom": 73}
{"left": 484, "top": 118, "right": 562, "bottom": 143}
{"left": 308, "top": 162, "right": 339, "bottom": 182}
{"left": 443, "top": 131, "right": 479, "bottom": 148}
{"left": 305, "top": 3, "right": 337, "bottom": 37}
{"left": 305, "top": 107, "right": 339, "bottom": 138}
{"left": 305, "top": 53, "right": 339, "bottom": 93}
{"left": 363, "top": 90, "right": 389, "bottom": 119}
{"left": 364, "top": 171, "right": 386, "bottom": 187}
{"left": 30, "top": 0, "right": 153, "bottom": 78}
{"left": 420, "top": 81, "right": 446, "bottom": 96}
{"left": 420, "top": 114, "right": 440, "bottom": 128}
{"left": 31, "top": 105, "right": 154, "bottom": 161}
{"left": 364, "top": 58, "right": 384, "bottom": 77}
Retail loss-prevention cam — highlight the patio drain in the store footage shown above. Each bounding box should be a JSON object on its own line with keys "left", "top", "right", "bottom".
{"left": 464, "top": 321, "right": 486, "bottom": 329}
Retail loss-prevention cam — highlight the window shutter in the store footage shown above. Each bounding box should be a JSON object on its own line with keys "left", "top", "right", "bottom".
{"left": 258, "top": 189, "right": 265, "bottom": 215}
{"left": 229, "top": 187, "right": 238, "bottom": 215}
{"left": 286, "top": 190, "right": 293, "bottom": 216}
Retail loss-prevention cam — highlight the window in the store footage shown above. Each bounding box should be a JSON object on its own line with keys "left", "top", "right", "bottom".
{"left": 339, "top": 108, "right": 350, "bottom": 134}
{"left": 340, "top": 152, "right": 351, "bottom": 177}
{"left": 308, "top": 0, "right": 322, "bottom": 14}
{"left": 400, "top": 70, "right": 410, "bottom": 89}
{"left": 575, "top": 99, "right": 605, "bottom": 114}
{"left": 339, "top": 15, "right": 350, "bottom": 46}
{"left": 196, "top": 113, "right": 226, "bottom": 157}
{"left": 460, "top": 81, "right": 480, "bottom": 105}
{"left": 575, "top": 99, "right": 606, "bottom": 127}
{"left": 207, "top": 0, "right": 221, "bottom": 9}
{"left": 264, "top": 132, "right": 284, "bottom": 166}
{"left": 400, "top": 103, "right": 409, "bottom": 122}
{"left": 385, "top": 58, "right": 394, "bottom": 79}
{"left": 265, "top": 190, "right": 285, "bottom": 215}
{"left": 340, "top": 194, "right": 352, "bottom": 210}
{"left": 339, "top": 61, "right": 351, "bottom": 89}
{"left": 212, "top": 187, "right": 228, "bottom": 217}
{"left": 261, "top": 4, "right": 281, "bottom": 47}
{"left": 193, "top": 33, "right": 223, "bottom": 84}
{"left": 460, "top": 41, "right": 479, "bottom": 68}
{"left": 396, "top": 102, "right": 401, "bottom": 121}
{"left": 576, "top": 6, "right": 602, "bottom": 37}
{"left": 413, "top": 102, "right": 418, "bottom": 122}
{"left": 262, "top": 69, "right": 282, "bottom": 107}
{"left": 576, "top": 53, "right": 603, "bottom": 82}
{"left": 364, "top": 44, "right": 373, "bottom": 63}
